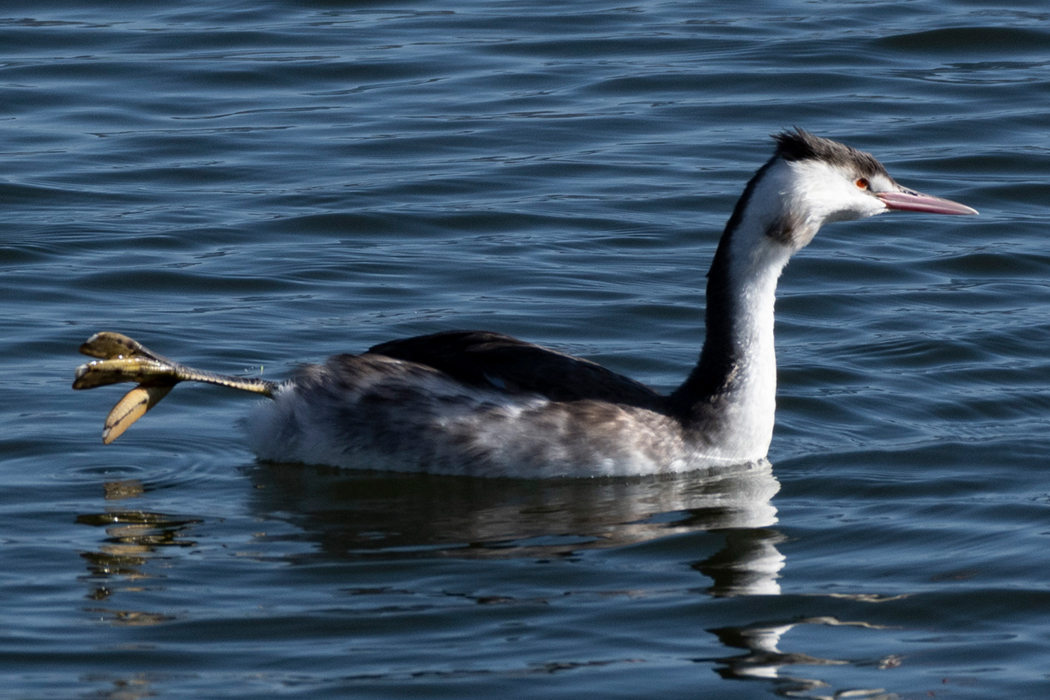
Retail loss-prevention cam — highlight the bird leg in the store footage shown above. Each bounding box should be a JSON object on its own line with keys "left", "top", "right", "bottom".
{"left": 73, "top": 332, "right": 279, "bottom": 444}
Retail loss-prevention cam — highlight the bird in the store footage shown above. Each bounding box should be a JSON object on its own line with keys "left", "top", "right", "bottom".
{"left": 73, "top": 129, "right": 977, "bottom": 478}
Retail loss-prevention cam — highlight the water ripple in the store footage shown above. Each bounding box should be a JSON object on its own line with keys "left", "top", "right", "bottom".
{"left": 3, "top": 0, "right": 1049, "bottom": 698}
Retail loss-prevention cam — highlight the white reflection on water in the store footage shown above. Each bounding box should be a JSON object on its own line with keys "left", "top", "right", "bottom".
{"left": 73, "top": 462, "right": 904, "bottom": 696}
{"left": 247, "top": 459, "right": 783, "bottom": 595}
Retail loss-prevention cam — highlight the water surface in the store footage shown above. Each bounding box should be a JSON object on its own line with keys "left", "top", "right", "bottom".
{"left": 2, "top": 0, "right": 1050, "bottom": 697}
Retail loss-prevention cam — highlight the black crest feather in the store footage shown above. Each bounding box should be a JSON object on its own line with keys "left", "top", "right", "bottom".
{"left": 773, "top": 128, "right": 890, "bottom": 180}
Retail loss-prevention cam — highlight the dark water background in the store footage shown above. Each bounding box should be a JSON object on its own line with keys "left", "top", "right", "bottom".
{"left": 3, "top": 1, "right": 1050, "bottom": 697}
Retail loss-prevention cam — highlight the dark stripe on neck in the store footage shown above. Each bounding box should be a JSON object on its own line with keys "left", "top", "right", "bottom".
{"left": 764, "top": 210, "right": 803, "bottom": 247}
{"left": 668, "top": 153, "right": 779, "bottom": 418}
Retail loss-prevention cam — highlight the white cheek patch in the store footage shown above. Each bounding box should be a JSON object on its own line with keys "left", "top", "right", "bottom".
{"left": 782, "top": 160, "right": 885, "bottom": 226}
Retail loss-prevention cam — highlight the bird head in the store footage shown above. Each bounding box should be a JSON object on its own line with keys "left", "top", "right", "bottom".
{"left": 759, "top": 129, "right": 977, "bottom": 251}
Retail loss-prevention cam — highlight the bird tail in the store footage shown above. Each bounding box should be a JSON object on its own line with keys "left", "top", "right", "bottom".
{"left": 73, "top": 332, "right": 279, "bottom": 444}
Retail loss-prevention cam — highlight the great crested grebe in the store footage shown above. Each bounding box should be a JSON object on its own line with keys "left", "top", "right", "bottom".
{"left": 74, "top": 129, "right": 977, "bottom": 477}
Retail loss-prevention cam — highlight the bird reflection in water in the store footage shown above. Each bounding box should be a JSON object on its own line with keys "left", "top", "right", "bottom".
{"left": 74, "top": 464, "right": 900, "bottom": 697}
{"left": 248, "top": 459, "right": 783, "bottom": 593}
{"left": 76, "top": 477, "right": 199, "bottom": 625}
{"left": 248, "top": 460, "right": 905, "bottom": 694}
{"left": 705, "top": 615, "right": 904, "bottom": 697}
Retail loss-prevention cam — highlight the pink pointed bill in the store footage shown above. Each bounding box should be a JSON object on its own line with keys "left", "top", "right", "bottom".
{"left": 877, "top": 189, "right": 978, "bottom": 216}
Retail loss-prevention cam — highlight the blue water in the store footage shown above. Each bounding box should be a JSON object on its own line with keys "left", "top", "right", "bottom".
{"left": 2, "top": 0, "right": 1049, "bottom": 697}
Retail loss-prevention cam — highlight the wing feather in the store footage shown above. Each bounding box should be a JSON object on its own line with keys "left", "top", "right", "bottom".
{"left": 368, "top": 330, "right": 664, "bottom": 409}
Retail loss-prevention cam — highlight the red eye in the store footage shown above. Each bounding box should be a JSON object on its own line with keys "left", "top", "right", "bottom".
{"left": 855, "top": 178, "right": 870, "bottom": 190}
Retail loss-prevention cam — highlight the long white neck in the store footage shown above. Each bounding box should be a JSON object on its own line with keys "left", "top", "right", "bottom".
{"left": 671, "top": 158, "right": 819, "bottom": 461}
